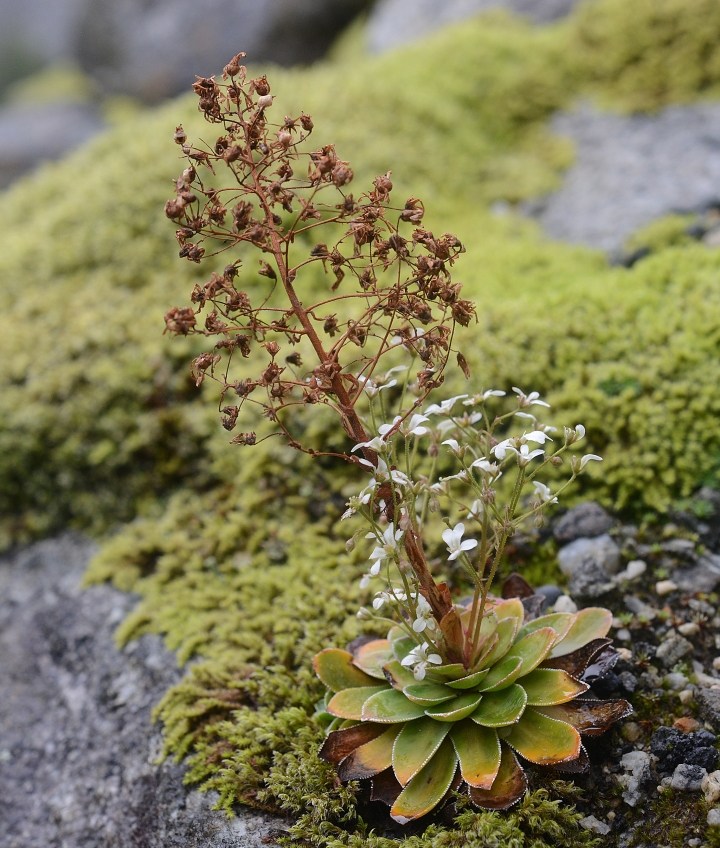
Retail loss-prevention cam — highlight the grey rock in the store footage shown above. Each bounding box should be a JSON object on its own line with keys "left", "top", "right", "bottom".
{"left": 554, "top": 502, "right": 614, "bottom": 543}
{"left": 655, "top": 632, "right": 694, "bottom": 668}
{"left": 670, "top": 763, "right": 707, "bottom": 792}
{"left": 367, "top": 0, "right": 579, "bottom": 54}
{"left": 579, "top": 815, "right": 610, "bottom": 835}
{"left": 664, "top": 672, "right": 689, "bottom": 691}
{"left": 619, "top": 750, "right": 651, "bottom": 807}
{"left": 650, "top": 726, "right": 719, "bottom": 775}
{"left": 535, "top": 583, "right": 563, "bottom": 610}
{"left": 525, "top": 103, "right": 720, "bottom": 253}
{"left": 0, "top": 534, "right": 283, "bottom": 848}
{"left": 673, "top": 554, "right": 720, "bottom": 593}
{"left": 0, "top": 100, "right": 105, "bottom": 188}
{"left": 709, "top": 807, "right": 720, "bottom": 826}
{"left": 0, "top": 0, "right": 370, "bottom": 102}
{"left": 74, "top": 0, "right": 372, "bottom": 101}
{"left": 558, "top": 534, "right": 621, "bottom": 576}
{"left": 697, "top": 687, "right": 720, "bottom": 732}
{"left": 557, "top": 534, "right": 620, "bottom": 598}
{"left": 624, "top": 595, "right": 657, "bottom": 620}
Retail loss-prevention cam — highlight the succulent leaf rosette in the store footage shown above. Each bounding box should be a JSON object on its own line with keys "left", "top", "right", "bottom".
{"left": 314, "top": 579, "right": 631, "bottom": 824}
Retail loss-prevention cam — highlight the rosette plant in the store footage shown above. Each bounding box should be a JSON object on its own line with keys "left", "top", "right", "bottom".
{"left": 314, "top": 579, "right": 631, "bottom": 822}
{"left": 164, "top": 55, "right": 631, "bottom": 826}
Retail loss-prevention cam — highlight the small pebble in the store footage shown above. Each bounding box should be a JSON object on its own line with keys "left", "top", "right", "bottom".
{"left": 616, "top": 628, "right": 631, "bottom": 641}
{"left": 612, "top": 616, "right": 625, "bottom": 629}
{"left": 622, "top": 722, "right": 642, "bottom": 742}
{"left": 678, "top": 622, "right": 701, "bottom": 637}
{"left": 579, "top": 815, "right": 610, "bottom": 835}
{"left": 656, "top": 579, "right": 678, "bottom": 595}
{"left": 624, "top": 559, "right": 647, "bottom": 580}
{"left": 553, "top": 594, "right": 577, "bottom": 614}
{"left": 708, "top": 807, "right": 720, "bottom": 826}
{"left": 670, "top": 763, "right": 707, "bottom": 791}
{"left": 674, "top": 717, "right": 700, "bottom": 733}
{"left": 665, "top": 672, "right": 689, "bottom": 690}
{"left": 679, "top": 689, "right": 695, "bottom": 705}
{"left": 703, "top": 770, "right": 720, "bottom": 804}
{"left": 712, "top": 657, "right": 720, "bottom": 672}
{"left": 617, "top": 647, "right": 633, "bottom": 661}
{"left": 688, "top": 839, "right": 702, "bottom": 847}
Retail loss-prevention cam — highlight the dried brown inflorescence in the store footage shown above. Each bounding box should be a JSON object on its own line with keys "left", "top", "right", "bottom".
{"left": 164, "top": 54, "right": 475, "bottom": 624}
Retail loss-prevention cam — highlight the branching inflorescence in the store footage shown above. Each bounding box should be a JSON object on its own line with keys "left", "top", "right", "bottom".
{"left": 165, "top": 54, "right": 629, "bottom": 825}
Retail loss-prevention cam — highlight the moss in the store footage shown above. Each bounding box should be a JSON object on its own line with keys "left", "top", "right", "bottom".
{"left": 625, "top": 214, "right": 697, "bottom": 255}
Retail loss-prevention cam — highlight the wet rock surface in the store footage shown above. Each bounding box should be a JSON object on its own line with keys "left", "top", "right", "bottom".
{"left": 0, "top": 534, "right": 283, "bottom": 848}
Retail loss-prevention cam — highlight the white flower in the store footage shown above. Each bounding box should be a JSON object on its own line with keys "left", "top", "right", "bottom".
{"left": 355, "top": 458, "right": 410, "bottom": 490}
{"left": 533, "top": 481, "right": 557, "bottom": 504}
{"left": 358, "top": 375, "right": 397, "bottom": 399}
{"left": 515, "top": 444, "right": 545, "bottom": 467}
{"left": 436, "top": 419, "right": 457, "bottom": 435}
{"left": 352, "top": 436, "right": 387, "bottom": 453}
{"left": 412, "top": 597, "right": 437, "bottom": 633}
{"left": 464, "top": 389, "right": 506, "bottom": 406}
{"left": 442, "top": 522, "right": 478, "bottom": 560}
{"left": 380, "top": 414, "right": 429, "bottom": 438}
{"left": 424, "top": 395, "right": 469, "bottom": 416}
{"left": 513, "top": 387, "right": 550, "bottom": 408}
{"left": 467, "top": 499, "right": 484, "bottom": 520}
{"left": 440, "top": 470, "right": 469, "bottom": 483}
{"left": 564, "top": 424, "right": 586, "bottom": 445}
{"left": 367, "top": 523, "right": 404, "bottom": 575}
{"left": 470, "top": 458, "right": 500, "bottom": 476}
{"left": 441, "top": 438, "right": 465, "bottom": 458}
{"left": 400, "top": 643, "right": 443, "bottom": 680}
{"left": 514, "top": 411, "right": 537, "bottom": 421}
{"left": 360, "top": 573, "right": 371, "bottom": 589}
{"left": 580, "top": 454, "right": 602, "bottom": 469}
{"left": 491, "top": 439, "right": 514, "bottom": 460}
{"left": 525, "top": 430, "right": 554, "bottom": 444}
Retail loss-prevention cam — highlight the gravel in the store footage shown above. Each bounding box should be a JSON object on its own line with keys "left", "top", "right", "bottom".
{"left": 0, "top": 534, "right": 283, "bottom": 848}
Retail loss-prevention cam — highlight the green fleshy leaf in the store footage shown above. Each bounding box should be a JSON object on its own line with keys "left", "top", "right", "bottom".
{"left": 354, "top": 639, "right": 395, "bottom": 679}
{"left": 450, "top": 719, "right": 501, "bottom": 789}
{"left": 520, "top": 668, "right": 589, "bottom": 706}
{"left": 383, "top": 659, "right": 417, "bottom": 690}
{"left": 327, "top": 686, "right": 388, "bottom": 720}
{"left": 362, "top": 688, "right": 428, "bottom": 723}
{"left": 517, "top": 612, "right": 574, "bottom": 643}
{"left": 492, "top": 597, "right": 525, "bottom": 624}
{"left": 337, "top": 724, "right": 401, "bottom": 781}
{"left": 504, "top": 707, "right": 581, "bottom": 764}
{"left": 471, "top": 684, "right": 527, "bottom": 727}
{"left": 476, "top": 616, "right": 519, "bottom": 669}
{"left": 403, "top": 682, "right": 457, "bottom": 705}
{"left": 313, "top": 648, "right": 380, "bottom": 692}
{"left": 468, "top": 743, "right": 527, "bottom": 810}
{"left": 446, "top": 668, "right": 490, "bottom": 689}
{"left": 550, "top": 608, "right": 613, "bottom": 658}
{"left": 506, "top": 627, "right": 557, "bottom": 677}
{"left": 424, "top": 692, "right": 483, "bottom": 722}
{"left": 392, "top": 636, "right": 416, "bottom": 662}
{"left": 390, "top": 737, "right": 458, "bottom": 824}
{"left": 392, "top": 716, "right": 451, "bottom": 786}
{"left": 423, "top": 663, "right": 467, "bottom": 682}
{"left": 477, "top": 655, "right": 524, "bottom": 692}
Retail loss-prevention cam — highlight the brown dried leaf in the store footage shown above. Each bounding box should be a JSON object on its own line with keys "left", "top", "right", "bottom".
{"left": 318, "top": 723, "right": 385, "bottom": 764}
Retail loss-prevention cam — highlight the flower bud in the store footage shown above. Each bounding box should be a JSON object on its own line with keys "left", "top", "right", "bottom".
{"left": 174, "top": 125, "right": 187, "bottom": 145}
{"left": 429, "top": 497, "right": 440, "bottom": 513}
{"left": 346, "top": 537, "right": 356, "bottom": 552}
{"left": 257, "top": 94, "right": 273, "bottom": 109}
{"left": 356, "top": 607, "right": 372, "bottom": 620}
{"left": 550, "top": 455, "right": 563, "bottom": 467}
